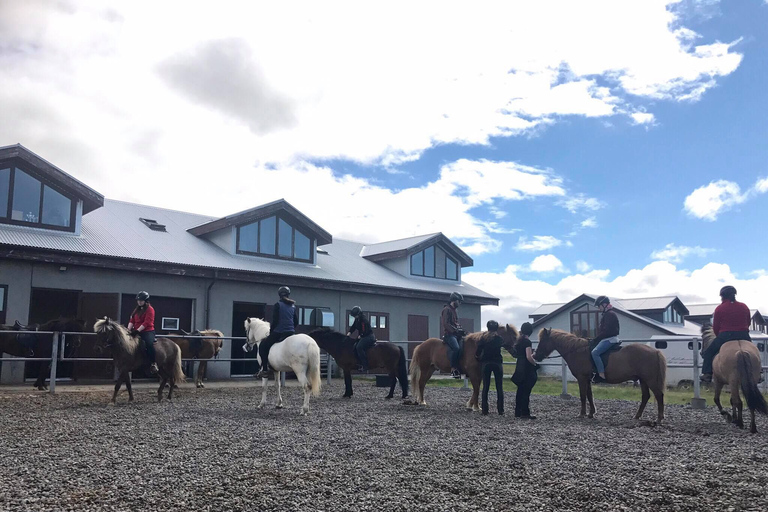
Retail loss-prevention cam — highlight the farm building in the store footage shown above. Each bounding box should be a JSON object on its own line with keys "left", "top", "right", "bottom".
{"left": 0, "top": 144, "right": 497, "bottom": 384}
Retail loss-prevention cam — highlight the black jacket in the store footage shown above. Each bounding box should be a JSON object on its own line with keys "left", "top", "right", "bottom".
{"left": 476, "top": 334, "right": 504, "bottom": 364}
{"left": 593, "top": 309, "right": 620, "bottom": 344}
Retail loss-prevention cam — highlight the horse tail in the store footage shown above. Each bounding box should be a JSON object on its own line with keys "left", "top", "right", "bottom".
{"left": 738, "top": 351, "right": 768, "bottom": 416}
{"left": 397, "top": 345, "right": 409, "bottom": 397}
{"left": 655, "top": 349, "right": 667, "bottom": 394}
{"left": 410, "top": 346, "right": 422, "bottom": 401}
{"left": 307, "top": 341, "right": 322, "bottom": 397}
{"left": 173, "top": 344, "right": 186, "bottom": 383}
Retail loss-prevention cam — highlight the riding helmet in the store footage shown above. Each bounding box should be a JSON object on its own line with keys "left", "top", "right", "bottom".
{"left": 719, "top": 285, "right": 737, "bottom": 298}
{"left": 350, "top": 306, "right": 362, "bottom": 317}
{"left": 278, "top": 286, "right": 291, "bottom": 298}
{"left": 594, "top": 295, "right": 610, "bottom": 307}
{"left": 449, "top": 291, "right": 464, "bottom": 304}
{"left": 136, "top": 291, "right": 150, "bottom": 301}
{"left": 486, "top": 320, "right": 499, "bottom": 332}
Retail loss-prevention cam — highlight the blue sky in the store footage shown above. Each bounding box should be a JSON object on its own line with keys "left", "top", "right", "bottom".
{"left": 1, "top": 1, "right": 767, "bottom": 324}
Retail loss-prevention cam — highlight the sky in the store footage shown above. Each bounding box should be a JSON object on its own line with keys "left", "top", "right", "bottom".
{"left": 1, "top": 0, "right": 767, "bottom": 327}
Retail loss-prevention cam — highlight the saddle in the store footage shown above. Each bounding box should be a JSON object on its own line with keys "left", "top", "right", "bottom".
{"left": 14, "top": 320, "right": 38, "bottom": 331}
{"left": 588, "top": 339, "right": 622, "bottom": 374}
{"left": 13, "top": 322, "right": 40, "bottom": 355}
{"left": 180, "top": 329, "right": 204, "bottom": 358}
{"left": 352, "top": 339, "right": 378, "bottom": 363}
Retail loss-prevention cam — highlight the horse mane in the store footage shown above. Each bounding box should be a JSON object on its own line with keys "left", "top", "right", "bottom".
{"left": 93, "top": 317, "right": 139, "bottom": 351}
{"left": 308, "top": 327, "right": 347, "bottom": 347}
{"left": 245, "top": 318, "right": 270, "bottom": 344}
{"left": 198, "top": 329, "right": 224, "bottom": 338}
{"left": 541, "top": 328, "right": 589, "bottom": 354}
{"left": 700, "top": 324, "right": 716, "bottom": 351}
{"left": 39, "top": 317, "right": 86, "bottom": 332}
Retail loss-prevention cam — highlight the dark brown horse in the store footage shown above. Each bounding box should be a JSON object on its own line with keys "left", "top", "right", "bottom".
{"left": 534, "top": 328, "right": 667, "bottom": 423}
{"left": 701, "top": 325, "right": 767, "bottom": 433}
{"left": 0, "top": 317, "right": 85, "bottom": 390}
{"left": 166, "top": 329, "right": 224, "bottom": 388}
{"left": 409, "top": 324, "right": 518, "bottom": 410}
{"left": 309, "top": 328, "right": 408, "bottom": 399}
{"left": 93, "top": 317, "right": 185, "bottom": 404}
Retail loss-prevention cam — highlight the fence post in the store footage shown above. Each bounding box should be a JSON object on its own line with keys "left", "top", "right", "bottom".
{"left": 49, "top": 332, "right": 59, "bottom": 395}
{"left": 560, "top": 358, "right": 571, "bottom": 399}
{"left": 463, "top": 376, "right": 469, "bottom": 390}
{"left": 691, "top": 337, "right": 706, "bottom": 409}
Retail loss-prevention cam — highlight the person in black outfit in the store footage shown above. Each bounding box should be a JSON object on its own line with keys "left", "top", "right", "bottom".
{"left": 348, "top": 306, "right": 376, "bottom": 372}
{"left": 511, "top": 322, "right": 540, "bottom": 419}
{"left": 255, "top": 286, "right": 299, "bottom": 378}
{"left": 476, "top": 319, "right": 505, "bottom": 415}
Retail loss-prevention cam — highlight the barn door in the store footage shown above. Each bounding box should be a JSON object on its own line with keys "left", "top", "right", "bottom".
{"left": 407, "top": 315, "right": 429, "bottom": 358}
{"left": 75, "top": 293, "right": 120, "bottom": 380}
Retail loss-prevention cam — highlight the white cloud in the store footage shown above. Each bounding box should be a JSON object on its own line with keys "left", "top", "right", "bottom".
{"left": 650, "top": 243, "right": 715, "bottom": 263}
{"left": 559, "top": 194, "right": 606, "bottom": 213}
{"left": 684, "top": 177, "right": 768, "bottom": 221}
{"left": 580, "top": 217, "right": 598, "bottom": 228}
{"left": 515, "top": 235, "right": 563, "bottom": 252}
{"left": 630, "top": 111, "right": 656, "bottom": 125}
{"left": 529, "top": 254, "right": 567, "bottom": 273}
{"left": 465, "top": 260, "right": 768, "bottom": 330}
{"left": 576, "top": 260, "right": 592, "bottom": 272}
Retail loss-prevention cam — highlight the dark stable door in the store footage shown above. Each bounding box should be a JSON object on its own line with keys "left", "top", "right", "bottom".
{"left": 75, "top": 293, "right": 120, "bottom": 380}
{"left": 407, "top": 315, "right": 429, "bottom": 358}
{"left": 230, "top": 302, "right": 266, "bottom": 376}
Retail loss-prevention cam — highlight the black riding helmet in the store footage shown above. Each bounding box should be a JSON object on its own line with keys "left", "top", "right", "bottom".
{"left": 486, "top": 320, "right": 499, "bottom": 332}
{"left": 350, "top": 306, "right": 362, "bottom": 317}
{"left": 594, "top": 295, "right": 610, "bottom": 307}
{"left": 278, "top": 286, "right": 291, "bottom": 298}
{"left": 136, "top": 291, "right": 150, "bottom": 301}
{"left": 520, "top": 322, "right": 533, "bottom": 336}
{"left": 719, "top": 285, "right": 737, "bottom": 298}
{"left": 449, "top": 292, "right": 464, "bottom": 304}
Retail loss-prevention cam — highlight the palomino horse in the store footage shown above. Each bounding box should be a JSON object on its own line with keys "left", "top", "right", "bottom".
{"left": 309, "top": 328, "right": 408, "bottom": 399}
{"left": 701, "top": 325, "right": 767, "bottom": 433}
{"left": 409, "top": 324, "right": 518, "bottom": 410}
{"left": 534, "top": 328, "right": 667, "bottom": 423}
{"left": 0, "top": 318, "right": 85, "bottom": 390}
{"left": 167, "top": 329, "right": 224, "bottom": 388}
{"left": 93, "top": 318, "right": 185, "bottom": 404}
{"left": 244, "top": 318, "right": 321, "bottom": 416}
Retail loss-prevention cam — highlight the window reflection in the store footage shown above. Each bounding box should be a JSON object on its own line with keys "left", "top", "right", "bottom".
{"left": 0, "top": 168, "right": 9, "bottom": 218}
{"left": 42, "top": 185, "right": 72, "bottom": 227}
{"left": 278, "top": 218, "right": 292, "bottom": 257}
{"left": 259, "top": 216, "right": 276, "bottom": 255}
{"left": 295, "top": 230, "right": 310, "bottom": 260}
{"left": 11, "top": 169, "right": 41, "bottom": 223}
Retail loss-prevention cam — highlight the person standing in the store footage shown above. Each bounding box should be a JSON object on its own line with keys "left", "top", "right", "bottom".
{"left": 441, "top": 292, "right": 465, "bottom": 379}
{"left": 127, "top": 291, "right": 158, "bottom": 374}
{"left": 476, "top": 320, "right": 505, "bottom": 416}
{"left": 511, "top": 322, "right": 539, "bottom": 419}
{"left": 700, "top": 285, "right": 752, "bottom": 383}
{"left": 255, "top": 286, "right": 299, "bottom": 379}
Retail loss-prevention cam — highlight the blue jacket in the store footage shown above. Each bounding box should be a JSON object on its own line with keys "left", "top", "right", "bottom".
{"left": 271, "top": 299, "right": 299, "bottom": 333}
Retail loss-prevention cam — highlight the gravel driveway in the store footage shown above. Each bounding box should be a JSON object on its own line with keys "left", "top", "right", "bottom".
{"left": 1, "top": 383, "right": 767, "bottom": 511}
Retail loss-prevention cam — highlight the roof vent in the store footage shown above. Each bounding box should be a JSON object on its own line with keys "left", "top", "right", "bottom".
{"left": 139, "top": 218, "right": 167, "bottom": 232}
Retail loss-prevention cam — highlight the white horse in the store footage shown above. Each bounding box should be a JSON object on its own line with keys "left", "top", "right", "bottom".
{"left": 243, "top": 317, "right": 321, "bottom": 415}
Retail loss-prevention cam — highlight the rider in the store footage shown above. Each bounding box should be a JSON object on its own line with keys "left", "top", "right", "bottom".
{"left": 476, "top": 319, "right": 505, "bottom": 416}
{"left": 590, "top": 295, "right": 620, "bottom": 383}
{"left": 511, "top": 322, "right": 540, "bottom": 419}
{"left": 347, "top": 306, "right": 376, "bottom": 372}
{"left": 441, "top": 291, "right": 465, "bottom": 379}
{"left": 255, "top": 286, "right": 299, "bottom": 379}
{"left": 700, "top": 285, "right": 752, "bottom": 383}
{"left": 127, "top": 291, "right": 158, "bottom": 374}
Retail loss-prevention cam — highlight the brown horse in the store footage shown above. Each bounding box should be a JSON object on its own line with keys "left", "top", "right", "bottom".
{"left": 166, "top": 329, "right": 224, "bottom": 388}
{"left": 534, "top": 328, "right": 667, "bottom": 423}
{"left": 309, "top": 328, "right": 408, "bottom": 399}
{"left": 93, "top": 317, "right": 185, "bottom": 404}
{"left": 0, "top": 318, "right": 85, "bottom": 390}
{"left": 409, "top": 324, "right": 518, "bottom": 410}
{"left": 701, "top": 325, "right": 767, "bottom": 433}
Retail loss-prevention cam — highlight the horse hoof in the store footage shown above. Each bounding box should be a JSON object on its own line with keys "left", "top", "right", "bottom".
{"left": 276, "top": 404, "right": 284, "bottom": 409}
{"left": 384, "top": 395, "right": 393, "bottom": 400}
{"left": 342, "top": 395, "right": 352, "bottom": 399}
{"left": 107, "top": 402, "right": 116, "bottom": 407}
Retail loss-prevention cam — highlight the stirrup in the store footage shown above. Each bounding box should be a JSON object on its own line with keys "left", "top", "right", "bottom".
{"left": 149, "top": 363, "right": 159, "bottom": 375}
{"left": 591, "top": 374, "right": 605, "bottom": 384}
{"left": 699, "top": 373, "right": 712, "bottom": 383}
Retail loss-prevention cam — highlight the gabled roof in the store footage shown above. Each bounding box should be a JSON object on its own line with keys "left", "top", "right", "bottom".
{"left": 529, "top": 303, "right": 564, "bottom": 318}
{"left": 614, "top": 296, "right": 688, "bottom": 315}
{"left": 0, "top": 144, "right": 104, "bottom": 214}
{"left": 685, "top": 303, "right": 718, "bottom": 317}
{"left": 360, "top": 232, "right": 473, "bottom": 267}
{"left": 187, "top": 198, "right": 332, "bottom": 246}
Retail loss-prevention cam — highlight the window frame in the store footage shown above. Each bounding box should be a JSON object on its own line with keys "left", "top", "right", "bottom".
{"left": 570, "top": 303, "right": 601, "bottom": 339}
{"left": 0, "top": 284, "right": 7, "bottom": 324}
{"left": 0, "top": 164, "right": 77, "bottom": 232}
{"left": 235, "top": 212, "right": 315, "bottom": 263}
{"left": 409, "top": 244, "right": 459, "bottom": 281}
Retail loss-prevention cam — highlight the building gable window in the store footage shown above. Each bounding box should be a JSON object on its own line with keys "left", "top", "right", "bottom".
{"left": 236, "top": 214, "right": 314, "bottom": 262}
{"left": 410, "top": 244, "right": 458, "bottom": 281}
{"left": 0, "top": 166, "right": 75, "bottom": 231}
{"left": 570, "top": 303, "right": 600, "bottom": 338}
{"left": 662, "top": 305, "right": 682, "bottom": 324}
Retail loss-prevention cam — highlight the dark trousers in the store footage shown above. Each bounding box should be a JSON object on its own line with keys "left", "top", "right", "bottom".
{"left": 702, "top": 331, "right": 752, "bottom": 374}
{"left": 443, "top": 334, "right": 460, "bottom": 369}
{"left": 515, "top": 373, "right": 537, "bottom": 417}
{"left": 140, "top": 331, "right": 156, "bottom": 364}
{"left": 259, "top": 331, "right": 293, "bottom": 371}
{"left": 482, "top": 362, "right": 504, "bottom": 415}
{"left": 355, "top": 333, "right": 376, "bottom": 370}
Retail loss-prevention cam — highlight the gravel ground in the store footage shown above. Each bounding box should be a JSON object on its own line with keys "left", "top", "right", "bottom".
{"left": 1, "top": 383, "right": 768, "bottom": 512}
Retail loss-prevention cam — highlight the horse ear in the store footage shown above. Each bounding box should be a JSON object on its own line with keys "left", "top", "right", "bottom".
{"left": 246, "top": 318, "right": 251, "bottom": 324}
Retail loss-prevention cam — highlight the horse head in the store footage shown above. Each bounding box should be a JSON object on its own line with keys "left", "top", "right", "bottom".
{"left": 243, "top": 317, "right": 270, "bottom": 352}
{"left": 93, "top": 317, "right": 134, "bottom": 352}
{"left": 533, "top": 327, "right": 553, "bottom": 361}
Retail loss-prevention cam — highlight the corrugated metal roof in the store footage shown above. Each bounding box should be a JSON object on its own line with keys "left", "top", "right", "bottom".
{"left": 360, "top": 233, "right": 438, "bottom": 257}
{"left": 685, "top": 304, "right": 718, "bottom": 317}
{"left": 0, "top": 199, "right": 496, "bottom": 301}
{"left": 529, "top": 303, "right": 564, "bottom": 316}
{"left": 614, "top": 296, "right": 677, "bottom": 311}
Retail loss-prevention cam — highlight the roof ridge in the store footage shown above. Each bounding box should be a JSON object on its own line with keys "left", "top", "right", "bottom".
{"left": 361, "top": 232, "right": 440, "bottom": 247}
{"left": 106, "top": 198, "right": 216, "bottom": 219}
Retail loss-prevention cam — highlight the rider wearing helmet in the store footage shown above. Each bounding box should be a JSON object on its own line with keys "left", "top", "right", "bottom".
{"left": 347, "top": 306, "right": 376, "bottom": 372}
{"left": 700, "top": 286, "right": 752, "bottom": 383}
{"left": 476, "top": 319, "right": 505, "bottom": 415}
{"left": 511, "top": 322, "right": 540, "bottom": 419}
{"left": 590, "top": 295, "right": 620, "bottom": 383}
{"left": 441, "top": 291, "right": 465, "bottom": 379}
{"left": 256, "top": 286, "right": 299, "bottom": 379}
{"left": 127, "top": 291, "right": 158, "bottom": 374}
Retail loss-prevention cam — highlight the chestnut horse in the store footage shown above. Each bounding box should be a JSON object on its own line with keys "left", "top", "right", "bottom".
{"left": 93, "top": 317, "right": 185, "bottom": 404}
{"left": 701, "top": 325, "right": 767, "bottom": 433}
{"left": 309, "top": 328, "right": 408, "bottom": 399}
{"left": 409, "top": 324, "right": 518, "bottom": 410}
{"left": 167, "top": 329, "right": 224, "bottom": 388}
{"left": 0, "top": 318, "right": 85, "bottom": 390}
{"left": 534, "top": 328, "right": 667, "bottom": 423}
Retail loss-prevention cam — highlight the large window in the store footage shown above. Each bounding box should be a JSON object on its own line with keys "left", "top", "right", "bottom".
{"left": 663, "top": 306, "right": 682, "bottom": 324}
{"left": 0, "top": 285, "right": 7, "bottom": 324}
{"left": 236, "top": 214, "right": 313, "bottom": 262}
{"left": 410, "top": 244, "right": 458, "bottom": 280}
{"left": 570, "top": 303, "right": 600, "bottom": 338}
{"left": 0, "top": 166, "right": 75, "bottom": 231}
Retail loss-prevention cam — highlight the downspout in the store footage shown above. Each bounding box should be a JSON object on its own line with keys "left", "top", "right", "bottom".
{"left": 204, "top": 270, "right": 218, "bottom": 329}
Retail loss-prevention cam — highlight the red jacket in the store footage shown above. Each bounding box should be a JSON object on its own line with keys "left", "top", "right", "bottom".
{"left": 130, "top": 305, "right": 155, "bottom": 332}
{"left": 713, "top": 300, "right": 750, "bottom": 335}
